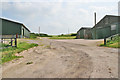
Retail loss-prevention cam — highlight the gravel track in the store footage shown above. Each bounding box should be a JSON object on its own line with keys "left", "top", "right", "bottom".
{"left": 2, "top": 38, "right": 118, "bottom": 78}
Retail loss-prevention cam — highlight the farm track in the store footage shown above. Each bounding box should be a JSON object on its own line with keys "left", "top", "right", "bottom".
{"left": 2, "top": 38, "right": 118, "bottom": 78}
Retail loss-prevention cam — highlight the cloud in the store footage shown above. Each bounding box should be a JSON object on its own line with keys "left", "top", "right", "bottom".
{"left": 1, "top": 1, "right": 118, "bottom": 35}
{"left": 2, "top": 0, "right": 120, "bottom": 2}
{"left": 118, "top": 1, "right": 120, "bottom": 16}
{"left": 90, "top": 6, "right": 117, "bottom": 13}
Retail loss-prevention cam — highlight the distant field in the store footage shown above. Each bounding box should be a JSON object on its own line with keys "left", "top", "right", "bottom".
{"left": 49, "top": 36, "right": 76, "bottom": 39}
{"left": 30, "top": 33, "right": 77, "bottom": 39}
{"left": 1, "top": 40, "right": 38, "bottom": 64}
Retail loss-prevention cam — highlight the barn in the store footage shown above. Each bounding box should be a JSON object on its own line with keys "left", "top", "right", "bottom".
{"left": 91, "top": 15, "right": 120, "bottom": 39}
{"left": 0, "top": 18, "right": 30, "bottom": 38}
{"left": 76, "top": 27, "right": 92, "bottom": 39}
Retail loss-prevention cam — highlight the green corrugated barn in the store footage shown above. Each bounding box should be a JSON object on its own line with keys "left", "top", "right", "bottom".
{"left": 0, "top": 18, "right": 30, "bottom": 38}
{"left": 76, "top": 27, "right": 92, "bottom": 39}
{"left": 91, "top": 15, "right": 120, "bottom": 39}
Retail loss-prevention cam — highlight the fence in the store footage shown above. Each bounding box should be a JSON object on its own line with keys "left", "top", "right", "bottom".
{"left": 0, "top": 38, "right": 17, "bottom": 48}
{"left": 0, "top": 34, "right": 18, "bottom": 49}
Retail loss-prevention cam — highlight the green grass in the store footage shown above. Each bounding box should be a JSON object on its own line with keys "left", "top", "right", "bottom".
{"left": 49, "top": 36, "right": 76, "bottom": 39}
{"left": 30, "top": 33, "right": 52, "bottom": 39}
{"left": 0, "top": 43, "right": 10, "bottom": 48}
{"left": 99, "top": 35, "right": 120, "bottom": 48}
{"left": 100, "top": 42, "right": 119, "bottom": 48}
{"left": 1, "top": 41, "right": 38, "bottom": 64}
{"left": 30, "top": 33, "right": 37, "bottom": 39}
{"left": 30, "top": 33, "right": 77, "bottom": 39}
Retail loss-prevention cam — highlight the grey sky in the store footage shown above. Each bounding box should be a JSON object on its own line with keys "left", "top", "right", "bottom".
{"left": 1, "top": 0, "right": 119, "bottom": 35}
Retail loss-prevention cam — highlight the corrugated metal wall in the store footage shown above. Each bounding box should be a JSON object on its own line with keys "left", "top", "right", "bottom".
{"left": 118, "top": 18, "right": 120, "bottom": 34}
{"left": 84, "top": 29, "right": 92, "bottom": 39}
{"left": 22, "top": 26, "right": 30, "bottom": 38}
{"left": 1, "top": 19, "right": 30, "bottom": 38}
{"left": 91, "top": 16, "right": 120, "bottom": 39}
{"left": 80, "top": 29, "right": 84, "bottom": 39}
{"left": 77, "top": 28, "right": 92, "bottom": 39}
{"left": 2, "top": 19, "right": 21, "bottom": 35}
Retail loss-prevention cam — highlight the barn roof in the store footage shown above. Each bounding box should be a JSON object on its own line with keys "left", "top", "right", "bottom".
{"left": 77, "top": 27, "right": 91, "bottom": 32}
{"left": 0, "top": 18, "right": 30, "bottom": 32}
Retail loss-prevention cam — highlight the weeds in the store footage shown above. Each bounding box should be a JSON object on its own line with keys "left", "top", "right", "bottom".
{"left": 1, "top": 42, "right": 38, "bottom": 64}
{"left": 99, "top": 35, "right": 119, "bottom": 48}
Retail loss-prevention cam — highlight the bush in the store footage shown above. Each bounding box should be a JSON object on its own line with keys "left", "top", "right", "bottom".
{"left": 30, "top": 33, "right": 52, "bottom": 38}
{"left": 40, "top": 33, "right": 52, "bottom": 37}
{"left": 30, "top": 33, "right": 37, "bottom": 39}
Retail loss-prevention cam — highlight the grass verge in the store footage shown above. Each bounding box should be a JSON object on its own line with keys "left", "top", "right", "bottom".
{"left": 99, "top": 35, "right": 119, "bottom": 48}
{"left": 1, "top": 41, "right": 38, "bottom": 64}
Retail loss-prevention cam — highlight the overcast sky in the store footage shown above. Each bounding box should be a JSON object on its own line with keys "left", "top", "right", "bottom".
{"left": 1, "top": 0, "right": 119, "bottom": 35}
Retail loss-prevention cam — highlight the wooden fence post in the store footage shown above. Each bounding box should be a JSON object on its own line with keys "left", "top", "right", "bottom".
{"left": 15, "top": 34, "right": 18, "bottom": 47}
{"left": 111, "top": 36, "right": 113, "bottom": 40}
{"left": 104, "top": 37, "right": 106, "bottom": 45}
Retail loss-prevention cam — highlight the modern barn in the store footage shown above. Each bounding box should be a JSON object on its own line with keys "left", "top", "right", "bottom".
{"left": 76, "top": 27, "right": 92, "bottom": 39}
{"left": 0, "top": 18, "right": 30, "bottom": 39}
{"left": 77, "top": 15, "right": 120, "bottom": 39}
{"left": 91, "top": 15, "right": 120, "bottom": 39}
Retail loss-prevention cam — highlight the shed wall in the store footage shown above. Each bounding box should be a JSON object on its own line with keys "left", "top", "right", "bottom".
{"left": 77, "top": 28, "right": 92, "bottom": 39}
{"left": 2, "top": 19, "right": 21, "bottom": 35}
{"left": 92, "top": 16, "right": 119, "bottom": 39}
{"left": 23, "top": 27, "right": 30, "bottom": 38}
{"left": 80, "top": 29, "right": 84, "bottom": 39}
{"left": 84, "top": 29, "right": 92, "bottom": 39}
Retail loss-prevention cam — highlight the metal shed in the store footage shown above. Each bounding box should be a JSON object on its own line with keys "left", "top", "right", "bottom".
{"left": 91, "top": 15, "right": 120, "bottom": 39}
{"left": 77, "top": 27, "right": 92, "bottom": 39}
{"left": 0, "top": 18, "right": 30, "bottom": 38}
